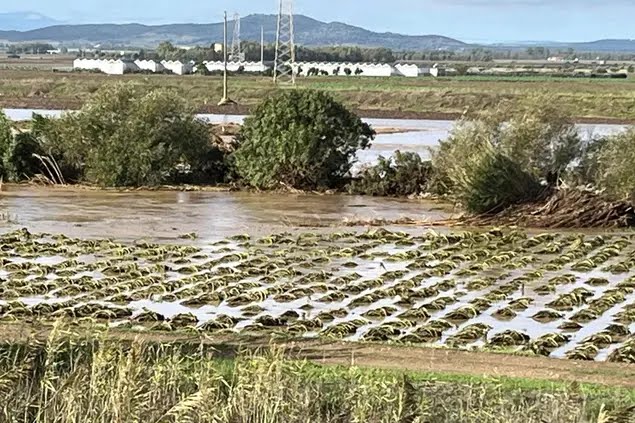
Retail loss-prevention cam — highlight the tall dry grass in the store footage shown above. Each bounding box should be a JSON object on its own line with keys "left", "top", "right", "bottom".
{"left": 0, "top": 323, "right": 631, "bottom": 423}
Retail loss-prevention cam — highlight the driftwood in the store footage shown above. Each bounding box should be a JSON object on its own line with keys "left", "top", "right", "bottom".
{"left": 444, "top": 188, "right": 635, "bottom": 229}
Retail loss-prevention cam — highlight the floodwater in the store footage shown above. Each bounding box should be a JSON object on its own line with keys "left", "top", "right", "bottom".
{"left": 0, "top": 222, "right": 632, "bottom": 361}
{"left": 0, "top": 186, "right": 455, "bottom": 243}
{"left": 4, "top": 109, "right": 630, "bottom": 167}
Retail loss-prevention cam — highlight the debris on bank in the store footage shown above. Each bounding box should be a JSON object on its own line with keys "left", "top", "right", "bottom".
{"left": 450, "top": 188, "right": 635, "bottom": 229}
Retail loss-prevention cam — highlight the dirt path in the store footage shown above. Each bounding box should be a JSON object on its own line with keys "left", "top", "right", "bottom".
{"left": 297, "top": 342, "right": 635, "bottom": 388}
{"left": 2, "top": 323, "right": 634, "bottom": 388}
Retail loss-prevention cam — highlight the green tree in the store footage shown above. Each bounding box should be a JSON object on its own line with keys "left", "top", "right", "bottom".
{"left": 156, "top": 41, "right": 178, "bottom": 60}
{"left": 38, "top": 84, "right": 224, "bottom": 187}
{"left": 596, "top": 129, "right": 635, "bottom": 200}
{"left": 195, "top": 63, "right": 210, "bottom": 75}
{"left": 234, "top": 90, "right": 375, "bottom": 190}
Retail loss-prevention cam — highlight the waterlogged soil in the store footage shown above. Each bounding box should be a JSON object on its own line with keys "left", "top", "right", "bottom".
{"left": 0, "top": 186, "right": 455, "bottom": 242}
{"left": 0, "top": 226, "right": 634, "bottom": 365}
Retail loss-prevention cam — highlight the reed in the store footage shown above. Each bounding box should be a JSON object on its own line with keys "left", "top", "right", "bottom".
{"left": 0, "top": 324, "right": 632, "bottom": 423}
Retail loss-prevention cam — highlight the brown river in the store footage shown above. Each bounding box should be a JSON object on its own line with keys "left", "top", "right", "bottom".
{"left": 0, "top": 186, "right": 455, "bottom": 242}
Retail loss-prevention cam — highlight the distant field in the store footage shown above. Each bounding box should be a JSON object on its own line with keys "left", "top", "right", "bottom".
{"left": 0, "top": 68, "right": 634, "bottom": 121}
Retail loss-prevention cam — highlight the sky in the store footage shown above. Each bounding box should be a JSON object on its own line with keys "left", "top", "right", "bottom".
{"left": 6, "top": 0, "right": 635, "bottom": 42}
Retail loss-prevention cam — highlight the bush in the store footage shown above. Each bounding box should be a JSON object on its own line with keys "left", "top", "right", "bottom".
{"left": 195, "top": 63, "right": 210, "bottom": 75}
{"left": 0, "top": 112, "right": 46, "bottom": 182}
{"left": 2, "top": 132, "right": 44, "bottom": 182}
{"left": 569, "top": 136, "right": 610, "bottom": 187}
{"left": 451, "top": 143, "right": 544, "bottom": 214}
{"left": 37, "top": 84, "right": 226, "bottom": 187}
{"left": 595, "top": 129, "right": 635, "bottom": 200}
{"left": 348, "top": 151, "right": 431, "bottom": 196}
{"left": 234, "top": 90, "right": 375, "bottom": 190}
{"left": 430, "top": 99, "right": 581, "bottom": 212}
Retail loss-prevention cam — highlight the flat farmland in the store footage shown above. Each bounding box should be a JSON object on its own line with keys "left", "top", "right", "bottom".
{"left": 1, "top": 68, "right": 635, "bottom": 121}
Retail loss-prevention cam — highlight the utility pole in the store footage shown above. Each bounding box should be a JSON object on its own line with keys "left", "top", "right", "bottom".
{"left": 261, "top": 26, "right": 264, "bottom": 65}
{"left": 273, "top": 0, "right": 295, "bottom": 84}
{"left": 218, "top": 11, "right": 235, "bottom": 106}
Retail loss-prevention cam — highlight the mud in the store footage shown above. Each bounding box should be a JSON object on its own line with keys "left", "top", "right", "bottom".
{"left": 0, "top": 186, "right": 455, "bottom": 243}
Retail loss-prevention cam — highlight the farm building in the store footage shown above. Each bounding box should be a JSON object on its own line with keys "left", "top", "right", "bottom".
{"left": 73, "top": 58, "right": 101, "bottom": 72}
{"left": 134, "top": 59, "right": 164, "bottom": 73}
{"left": 161, "top": 60, "right": 193, "bottom": 75}
{"left": 394, "top": 63, "right": 421, "bottom": 77}
{"left": 202, "top": 61, "right": 270, "bottom": 73}
{"left": 73, "top": 58, "right": 139, "bottom": 75}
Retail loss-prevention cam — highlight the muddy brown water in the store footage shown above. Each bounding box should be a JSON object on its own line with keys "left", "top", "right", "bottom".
{"left": 0, "top": 186, "right": 455, "bottom": 243}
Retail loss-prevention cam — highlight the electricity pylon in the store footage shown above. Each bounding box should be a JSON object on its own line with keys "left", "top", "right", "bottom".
{"left": 273, "top": 0, "right": 295, "bottom": 84}
{"left": 229, "top": 13, "right": 244, "bottom": 62}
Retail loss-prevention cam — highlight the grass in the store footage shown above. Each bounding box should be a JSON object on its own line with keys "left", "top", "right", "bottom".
{"left": 1, "top": 69, "right": 635, "bottom": 120}
{"left": 1, "top": 322, "right": 633, "bottom": 423}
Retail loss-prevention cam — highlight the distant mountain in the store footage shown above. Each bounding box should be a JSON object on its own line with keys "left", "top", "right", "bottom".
{"left": 1, "top": 13, "right": 633, "bottom": 53}
{"left": 0, "top": 14, "right": 467, "bottom": 50}
{"left": 492, "top": 39, "right": 635, "bottom": 52}
{"left": 0, "top": 12, "right": 61, "bottom": 31}
{"left": 569, "top": 39, "right": 635, "bottom": 52}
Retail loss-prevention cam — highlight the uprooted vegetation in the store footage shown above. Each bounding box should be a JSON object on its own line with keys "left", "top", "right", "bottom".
{"left": 451, "top": 188, "right": 635, "bottom": 228}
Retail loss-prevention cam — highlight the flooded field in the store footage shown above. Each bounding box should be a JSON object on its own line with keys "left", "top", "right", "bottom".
{"left": 1, "top": 109, "right": 634, "bottom": 365}
{"left": 0, "top": 186, "right": 454, "bottom": 242}
{"left": 0, "top": 226, "right": 634, "bottom": 362}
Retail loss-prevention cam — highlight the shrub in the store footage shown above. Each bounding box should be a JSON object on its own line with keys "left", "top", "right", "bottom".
{"left": 234, "top": 90, "right": 375, "bottom": 190}
{"left": 451, "top": 142, "right": 544, "bottom": 214}
{"left": 2, "top": 132, "right": 44, "bottom": 182}
{"left": 430, "top": 99, "right": 580, "bottom": 212}
{"left": 569, "top": 136, "right": 610, "bottom": 187}
{"left": 37, "top": 84, "right": 225, "bottom": 187}
{"left": 195, "top": 63, "right": 210, "bottom": 75}
{"left": 348, "top": 151, "right": 431, "bottom": 196}
{"left": 595, "top": 129, "right": 635, "bottom": 200}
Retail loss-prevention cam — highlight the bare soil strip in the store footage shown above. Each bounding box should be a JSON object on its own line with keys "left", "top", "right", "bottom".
{"left": 2, "top": 323, "right": 634, "bottom": 388}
